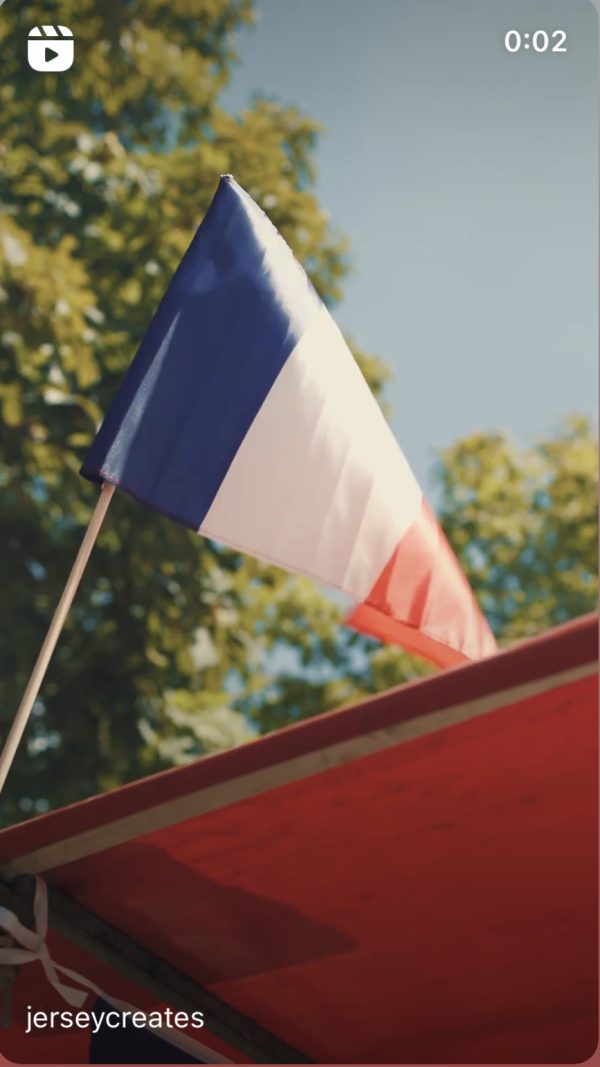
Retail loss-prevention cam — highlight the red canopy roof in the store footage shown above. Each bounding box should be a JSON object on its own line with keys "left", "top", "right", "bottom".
{"left": 0, "top": 613, "right": 597, "bottom": 1063}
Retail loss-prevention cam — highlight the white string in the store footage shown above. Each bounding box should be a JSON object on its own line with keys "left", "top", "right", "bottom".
{"left": 0, "top": 877, "right": 232, "bottom": 1063}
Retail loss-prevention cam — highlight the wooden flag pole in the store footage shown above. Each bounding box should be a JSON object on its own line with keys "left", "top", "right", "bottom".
{"left": 0, "top": 482, "right": 116, "bottom": 794}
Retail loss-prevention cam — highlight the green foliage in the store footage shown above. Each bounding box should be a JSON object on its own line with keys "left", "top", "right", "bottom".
{"left": 434, "top": 416, "right": 598, "bottom": 641}
{"left": 0, "top": 2, "right": 596, "bottom": 825}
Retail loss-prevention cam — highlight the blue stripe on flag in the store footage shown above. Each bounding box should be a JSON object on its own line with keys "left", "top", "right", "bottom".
{"left": 81, "top": 176, "right": 321, "bottom": 529}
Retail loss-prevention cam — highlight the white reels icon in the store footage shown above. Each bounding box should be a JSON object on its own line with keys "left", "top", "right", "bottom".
{"left": 28, "top": 25, "right": 74, "bottom": 72}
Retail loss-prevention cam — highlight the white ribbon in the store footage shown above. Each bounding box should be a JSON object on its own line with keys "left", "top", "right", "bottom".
{"left": 0, "top": 876, "right": 231, "bottom": 1063}
{"left": 0, "top": 877, "right": 89, "bottom": 1008}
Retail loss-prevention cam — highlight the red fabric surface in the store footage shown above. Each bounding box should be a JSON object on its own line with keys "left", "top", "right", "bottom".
{"left": 0, "top": 613, "right": 594, "bottom": 862}
{"left": 0, "top": 616, "right": 597, "bottom": 1063}
{"left": 348, "top": 498, "right": 497, "bottom": 666}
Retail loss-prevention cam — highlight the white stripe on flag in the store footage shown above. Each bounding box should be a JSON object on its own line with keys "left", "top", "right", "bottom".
{"left": 200, "top": 305, "right": 422, "bottom": 601}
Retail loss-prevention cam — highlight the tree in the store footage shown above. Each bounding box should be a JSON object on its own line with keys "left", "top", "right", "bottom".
{"left": 0, "top": 0, "right": 394, "bottom": 824}
{"left": 434, "top": 416, "right": 598, "bottom": 641}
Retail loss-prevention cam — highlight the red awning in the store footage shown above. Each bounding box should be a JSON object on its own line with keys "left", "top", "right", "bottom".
{"left": 0, "top": 613, "right": 597, "bottom": 1063}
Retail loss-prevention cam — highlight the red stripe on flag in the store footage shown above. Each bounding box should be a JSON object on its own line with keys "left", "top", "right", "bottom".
{"left": 347, "top": 498, "right": 497, "bottom": 667}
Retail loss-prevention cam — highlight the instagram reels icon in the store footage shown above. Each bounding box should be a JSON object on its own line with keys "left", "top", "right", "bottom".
{"left": 28, "top": 25, "right": 74, "bottom": 72}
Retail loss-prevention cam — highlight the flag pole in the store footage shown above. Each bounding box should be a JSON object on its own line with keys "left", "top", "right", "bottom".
{"left": 0, "top": 482, "right": 116, "bottom": 793}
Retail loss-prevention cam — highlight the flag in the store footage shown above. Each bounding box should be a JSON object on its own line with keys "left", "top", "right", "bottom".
{"left": 81, "top": 175, "right": 496, "bottom": 667}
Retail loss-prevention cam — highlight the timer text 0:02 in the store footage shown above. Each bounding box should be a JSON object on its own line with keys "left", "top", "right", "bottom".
{"left": 505, "top": 30, "right": 567, "bottom": 53}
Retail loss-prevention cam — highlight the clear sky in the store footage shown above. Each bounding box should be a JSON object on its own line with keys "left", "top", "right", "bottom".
{"left": 221, "top": 0, "right": 598, "bottom": 492}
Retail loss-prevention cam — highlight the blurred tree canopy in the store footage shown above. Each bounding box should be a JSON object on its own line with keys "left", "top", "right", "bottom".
{"left": 0, "top": 1, "right": 596, "bottom": 824}
{"left": 435, "top": 416, "right": 598, "bottom": 641}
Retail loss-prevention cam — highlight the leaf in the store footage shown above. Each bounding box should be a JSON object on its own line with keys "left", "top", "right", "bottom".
{"left": 0, "top": 383, "right": 22, "bottom": 426}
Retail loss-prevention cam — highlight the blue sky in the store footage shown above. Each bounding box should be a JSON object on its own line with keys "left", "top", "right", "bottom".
{"left": 221, "top": 0, "right": 598, "bottom": 493}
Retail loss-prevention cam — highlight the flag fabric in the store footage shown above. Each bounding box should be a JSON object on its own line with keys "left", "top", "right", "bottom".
{"left": 81, "top": 174, "right": 496, "bottom": 667}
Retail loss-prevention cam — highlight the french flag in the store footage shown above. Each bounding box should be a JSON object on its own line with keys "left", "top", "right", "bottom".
{"left": 81, "top": 175, "right": 496, "bottom": 668}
